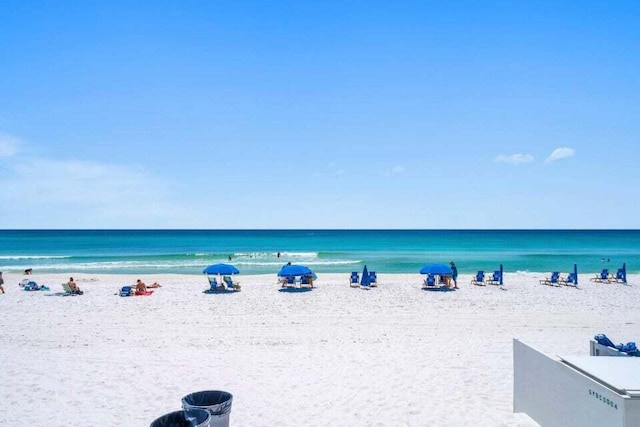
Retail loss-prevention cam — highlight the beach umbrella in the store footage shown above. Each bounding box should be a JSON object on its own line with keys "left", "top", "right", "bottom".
{"left": 573, "top": 263, "right": 578, "bottom": 286}
{"left": 419, "top": 263, "right": 453, "bottom": 276}
{"left": 361, "top": 265, "right": 371, "bottom": 287}
{"left": 499, "top": 264, "right": 504, "bottom": 286}
{"left": 278, "top": 264, "right": 313, "bottom": 277}
{"left": 203, "top": 263, "right": 240, "bottom": 275}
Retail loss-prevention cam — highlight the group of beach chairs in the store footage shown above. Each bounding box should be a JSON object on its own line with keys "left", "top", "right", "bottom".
{"left": 589, "top": 265, "right": 627, "bottom": 284}
{"left": 349, "top": 271, "right": 377, "bottom": 288}
{"left": 539, "top": 271, "right": 578, "bottom": 287}
{"left": 471, "top": 269, "right": 503, "bottom": 286}
{"left": 205, "top": 275, "right": 241, "bottom": 293}
{"left": 538, "top": 263, "right": 627, "bottom": 287}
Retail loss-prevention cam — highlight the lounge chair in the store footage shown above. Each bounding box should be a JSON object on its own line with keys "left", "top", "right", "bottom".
{"left": 369, "top": 271, "right": 378, "bottom": 287}
{"left": 300, "top": 275, "right": 313, "bottom": 288}
{"left": 349, "top": 272, "right": 359, "bottom": 287}
{"left": 223, "top": 275, "right": 241, "bottom": 291}
{"left": 610, "top": 265, "right": 627, "bottom": 284}
{"left": 423, "top": 274, "right": 436, "bottom": 287}
{"left": 280, "top": 276, "right": 296, "bottom": 287}
{"left": 203, "top": 277, "right": 235, "bottom": 294}
{"left": 590, "top": 269, "right": 610, "bottom": 283}
{"left": 486, "top": 270, "right": 503, "bottom": 286}
{"left": 559, "top": 272, "right": 578, "bottom": 287}
{"left": 471, "top": 271, "right": 485, "bottom": 286}
{"left": 62, "top": 283, "right": 82, "bottom": 295}
{"left": 540, "top": 272, "right": 560, "bottom": 287}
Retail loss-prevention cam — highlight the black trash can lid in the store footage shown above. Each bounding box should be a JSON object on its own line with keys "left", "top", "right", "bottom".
{"left": 150, "top": 409, "right": 210, "bottom": 427}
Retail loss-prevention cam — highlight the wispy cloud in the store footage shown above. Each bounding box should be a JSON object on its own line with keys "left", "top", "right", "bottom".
{"left": 545, "top": 147, "right": 575, "bottom": 163}
{"left": 381, "top": 165, "right": 405, "bottom": 176}
{"left": 0, "top": 132, "right": 20, "bottom": 157}
{"left": 0, "top": 142, "right": 204, "bottom": 227}
{"left": 494, "top": 153, "right": 534, "bottom": 165}
{"left": 314, "top": 162, "right": 344, "bottom": 178}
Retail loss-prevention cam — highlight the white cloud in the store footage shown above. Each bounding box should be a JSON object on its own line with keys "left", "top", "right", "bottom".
{"left": 545, "top": 147, "right": 575, "bottom": 163}
{"left": 494, "top": 153, "right": 535, "bottom": 165}
{"left": 381, "top": 165, "right": 405, "bottom": 176}
{"left": 0, "top": 157, "right": 204, "bottom": 227}
{"left": 0, "top": 132, "right": 20, "bottom": 157}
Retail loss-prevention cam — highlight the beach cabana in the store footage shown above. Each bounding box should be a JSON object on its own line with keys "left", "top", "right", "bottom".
{"left": 278, "top": 264, "right": 315, "bottom": 292}
{"left": 203, "top": 263, "right": 241, "bottom": 293}
{"left": 420, "top": 263, "right": 454, "bottom": 290}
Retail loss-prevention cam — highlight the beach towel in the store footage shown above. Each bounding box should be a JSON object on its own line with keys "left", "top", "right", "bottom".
{"left": 594, "top": 334, "right": 616, "bottom": 348}
{"left": 134, "top": 290, "right": 154, "bottom": 296}
{"left": 620, "top": 342, "right": 638, "bottom": 354}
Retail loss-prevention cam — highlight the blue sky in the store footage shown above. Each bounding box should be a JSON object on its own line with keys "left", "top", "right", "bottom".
{"left": 0, "top": 1, "right": 638, "bottom": 229}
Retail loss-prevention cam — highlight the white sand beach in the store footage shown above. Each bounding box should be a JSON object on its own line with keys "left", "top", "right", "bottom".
{"left": 0, "top": 272, "right": 638, "bottom": 426}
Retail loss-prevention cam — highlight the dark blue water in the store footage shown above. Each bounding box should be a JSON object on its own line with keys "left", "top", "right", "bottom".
{"left": 0, "top": 230, "right": 636, "bottom": 275}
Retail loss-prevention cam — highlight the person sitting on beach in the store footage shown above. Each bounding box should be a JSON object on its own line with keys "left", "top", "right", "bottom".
{"left": 134, "top": 279, "right": 148, "bottom": 293}
{"left": 68, "top": 277, "right": 83, "bottom": 294}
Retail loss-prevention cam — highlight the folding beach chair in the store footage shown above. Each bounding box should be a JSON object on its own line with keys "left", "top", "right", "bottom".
{"left": 540, "top": 272, "right": 560, "bottom": 286}
{"left": 300, "top": 275, "right": 313, "bottom": 288}
{"left": 423, "top": 274, "right": 436, "bottom": 287}
{"left": 223, "top": 276, "right": 241, "bottom": 291}
{"left": 369, "top": 271, "right": 377, "bottom": 287}
{"left": 349, "top": 271, "right": 359, "bottom": 287}
{"left": 62, "top": 283, "right": 82, "bottom": 295}
{"left": 590, "top": 269, "right": 610, "bottom": 283}
{"left": 610, "top": 265, "right": 627, "bottom": 284}
{"left": 119, "top": 286, "right": 133, "bottom": 297}
{"left": 471, "top": 271, "right": 485, "bottom": 286}
{"left": 486, "top": 270, "right": 502, "bottom": 286}
{"left": 559, "top": 273, "right": 578, "bottom": 287}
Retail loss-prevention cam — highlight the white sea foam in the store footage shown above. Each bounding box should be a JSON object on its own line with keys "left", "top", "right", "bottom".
{"left": 0, "top": 255, "right": 71, "bottom": 260}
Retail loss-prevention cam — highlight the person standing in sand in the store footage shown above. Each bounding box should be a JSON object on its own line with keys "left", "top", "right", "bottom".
{"left": 0, "top": 271, "right": 5, "bottom": 294}
{"left": 450, "top": 261, "right": 459, "bottom": 289}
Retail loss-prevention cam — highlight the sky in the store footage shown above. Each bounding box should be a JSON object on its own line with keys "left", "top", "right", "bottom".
{"left": 0, "top": 1, "right": 639, "bottom": 229}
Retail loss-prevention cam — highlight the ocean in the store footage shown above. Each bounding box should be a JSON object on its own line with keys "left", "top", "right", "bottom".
{"left": 0, "top": 230, "right": 637, "bottom": 275}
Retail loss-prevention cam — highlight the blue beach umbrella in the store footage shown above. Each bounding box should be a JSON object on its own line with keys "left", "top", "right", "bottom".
{"left": 203, "top": 263, "right": 240, "bottom": 275}
{"left": 361, "top": 265, "right": 371, "bottom": 287}
{"left": 278, "top": 264, "right": 313, "bottom": 277}
{"left": 419, "top": 263, "right": 453, "bottom": 276}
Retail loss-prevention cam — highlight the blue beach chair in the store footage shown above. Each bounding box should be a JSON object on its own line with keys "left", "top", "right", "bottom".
{"left": 423, "top": 274, "right": 436, "bottom": 287}
{"left": 349, "top": 272, "right": 359, "bottom": 287}
{"left": 590, "top": 269, "right": 610, "bottom": 283}
{"left": 119, "top": 286, "right": 133, "bottom": 297}
{"left": 486, "top": 270, "right": 502, "bottom": 286}
{"left": 540, "top": 272, "right": 560, "bottom": 286}
{"left": 559, "top": 272, "right": 578, "bottom": 287}
{"left": 471, "top": 271, "right": 485, "bottom": 286}
{"left": 369, "top": 271, "right": 377, "bottom": 287}
{"left": 223, "top": 275, "right": 241, "bottom": 291}
{"left": 610, "top": 264, "right": 627, "bottom": 284}
{"left": 300, "top": 275, "right": 313, "bottom": 287}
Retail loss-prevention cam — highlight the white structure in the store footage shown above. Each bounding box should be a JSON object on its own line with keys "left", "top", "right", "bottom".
{"left": 513, "top": 339, "right": 640, "bottom": 427}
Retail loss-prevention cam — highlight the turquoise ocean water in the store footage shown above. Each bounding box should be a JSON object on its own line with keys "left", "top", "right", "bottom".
{"left": 0, "top": 230, "right": 637, "bottom": 275}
